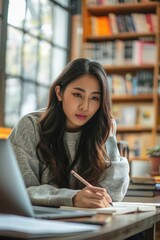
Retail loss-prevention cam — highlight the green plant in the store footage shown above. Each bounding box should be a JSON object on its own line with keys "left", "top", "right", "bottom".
{"left": 146, "top": 145, "right": 160, "bottom": 157}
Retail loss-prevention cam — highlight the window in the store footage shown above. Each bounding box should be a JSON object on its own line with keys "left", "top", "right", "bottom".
{"left": 4, "top": 0, "right": 71, "bottom": 127}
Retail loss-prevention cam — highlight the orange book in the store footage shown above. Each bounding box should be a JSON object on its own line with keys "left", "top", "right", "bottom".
{"left": 97, "top": 16, "right": 112, "bottom": 36}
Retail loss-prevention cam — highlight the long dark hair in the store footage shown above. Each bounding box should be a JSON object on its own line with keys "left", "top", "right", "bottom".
{"left": 37, "top": 58, "right": 112, "bottom": 189}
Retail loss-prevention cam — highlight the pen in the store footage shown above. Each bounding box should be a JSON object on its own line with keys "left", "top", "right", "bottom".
{"left": 71, "top": 170, "right": 113, "bottom": 206}
{"left": 71, "top": 170, "right": 92, "bottom": 187}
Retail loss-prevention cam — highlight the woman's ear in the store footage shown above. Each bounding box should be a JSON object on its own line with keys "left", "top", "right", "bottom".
{"left": 55, "top": 85, "right": 62, "bottom": 101}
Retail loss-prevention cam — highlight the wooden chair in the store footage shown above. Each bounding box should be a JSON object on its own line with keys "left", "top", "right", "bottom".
{"left": 0, "top": 127, "right": 12, "bottom": 139}
{"left": 117, "top": 140, "right": 129, "bottom": 160}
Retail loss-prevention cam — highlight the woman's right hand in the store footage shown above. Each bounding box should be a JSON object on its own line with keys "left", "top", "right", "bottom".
{"left": 72, "top": 185, "right": 112, "bottom": 208}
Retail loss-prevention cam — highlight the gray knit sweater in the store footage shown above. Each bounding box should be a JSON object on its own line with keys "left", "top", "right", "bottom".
{"left": 9, "top": 110, "right": 129, "bottom": 207}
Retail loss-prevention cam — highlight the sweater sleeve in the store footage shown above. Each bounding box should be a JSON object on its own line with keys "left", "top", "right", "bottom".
{"left": 99, "top": 120, "right": 130, "bottom": 202}
{"left": 9, "top": 113, "right": 79, "bottom": 207}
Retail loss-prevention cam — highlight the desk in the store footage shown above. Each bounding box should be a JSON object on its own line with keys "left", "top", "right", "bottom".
{"left": 1, "top": 198, "right": 160, "bottom": 240}
{"left": 124, "top": 195, "right": 160, "bottom": 240}
{"left": 41, "top": 196, "right": 160, "bottom": 240}
{"left": 24, "top": 210, "right": 160, "bottom": 240}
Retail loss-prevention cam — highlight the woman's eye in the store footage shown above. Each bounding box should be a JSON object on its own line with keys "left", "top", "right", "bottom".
{"left": 73, "top": 93, "right": 82, "bottom": 98}
{"left": 91, "top": 96, "right": 100, "bottom": 101}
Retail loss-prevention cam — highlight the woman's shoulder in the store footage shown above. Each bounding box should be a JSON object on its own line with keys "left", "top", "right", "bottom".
{"left": 10, "top": 109, "right": 45, "bottom": 141}
{"left": 18, "top": 108, "right": 45, "bottom": 127}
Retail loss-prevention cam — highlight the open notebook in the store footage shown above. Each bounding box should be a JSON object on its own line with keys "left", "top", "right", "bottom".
{"left": 60, "top": 203, "right": 156, "bottom": 215}
{"left": 0, "top": 139, "right": 96, "bottom": 219}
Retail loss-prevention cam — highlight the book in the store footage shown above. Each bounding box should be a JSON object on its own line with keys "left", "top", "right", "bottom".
{"left": 108, "top": 13, "right": 119, "bottom": 34}
{"left": 125, "top": 189, "right": 156, "bottom": 197}
{"left": 90, "top": 16, "right": 112, "bottom": 36}
{"left": 138, "top": 105, "right": 154, "bottom": 127}
{"left": 121, "top": 106, "right": 137, "bottom": 126}
{"left": 0, "top": 214, "right": 100, "bottom": 238}
{"left": 128, "top": 183, "right": 160, "bottom": 191}
{"left": 131, "top": 176, "right": 160, "bottom": 184}
{"left": 60, "top": 203, "right": 156, "bottom": 215}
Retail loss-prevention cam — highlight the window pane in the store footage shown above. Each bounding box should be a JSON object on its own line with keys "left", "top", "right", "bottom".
{"left": 40, "top": 0, "right": 53, "bottom": 40}
{"left": 21, "top": 82, "right": 37, "bottom": 116}
{"left": 4, "top": 0, "right": 70, "bottom": 127}
{"left": 53, "top": 5, "right": 69, "bottom": 48}
{"left": 8, "top": 0, "right": 26, "bottom": 28}
{"left": 6, "top": 27, "right": 23, "bottom": 75}
{"left": 25, "top": 0, "right": 40, "bottom": 36}
{"left": 52, "top": 48, "right": 67, "bottom": 80}
{"left": 37, "top": 85, "right": 48, "bottom": 108}
{"left": 23, "top": 34, "right": 38, "bottom": 80}
{"left": 5, "top": 78, "right": 21, "bottom": 127}
{"left": 56, "top": 0, "right": 69, "bottom": 7}
{"left": 37, "top": 41, "right": 51, "bottom": 84}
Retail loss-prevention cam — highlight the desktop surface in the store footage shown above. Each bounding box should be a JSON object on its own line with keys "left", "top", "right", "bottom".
{"left": 21, "top": 210, "right": 160, "bottom": 240}
{"left": 44, "top": 195, "right": 160, "bottom": 240}
{"left": 0, "top": 196, "right": 160, "bottom": 240}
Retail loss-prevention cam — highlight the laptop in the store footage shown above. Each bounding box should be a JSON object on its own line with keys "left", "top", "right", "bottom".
{"left": 0, "top": 139, "right": 96, "bottom": 219}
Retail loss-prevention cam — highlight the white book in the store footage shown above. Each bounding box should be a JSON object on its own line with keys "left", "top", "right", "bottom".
{"left": 0, "top": 214, "right": 100, "bottom": 238}
{"left": 60, "top": 203, "right": 156, "bottom": 215}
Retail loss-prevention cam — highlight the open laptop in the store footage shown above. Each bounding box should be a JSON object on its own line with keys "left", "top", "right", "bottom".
{"left": 0, "top": 138, "right": 96, "bottom": 219}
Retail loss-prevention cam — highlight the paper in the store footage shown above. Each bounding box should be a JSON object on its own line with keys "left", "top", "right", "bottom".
{"left": 114, "top": 202, "right": 160, "bottom": 208}
{"left": 60, "top": 202, "right": 156, "bottom": 215}
{"left": 0, "top": 214, "right": 100, "bottom": 238}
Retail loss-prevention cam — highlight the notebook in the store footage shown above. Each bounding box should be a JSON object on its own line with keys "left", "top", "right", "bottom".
{"left": 60, "top": 203, "right": 156, "bottom": 215}
{"left": 0, "top": 139, "right": 96, "bottom": 219}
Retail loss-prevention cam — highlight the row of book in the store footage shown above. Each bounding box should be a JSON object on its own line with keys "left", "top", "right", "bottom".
{"left": 83, "top": 40, "right": 156, "bottom": 65}
{"left": 86, "top": 0, "right": 154, "bottom": 5}
{"left": 108, "top": 71, "right": 153, "bottom": 95}
{"left": 90, "top": 14, "right": 157, "bottom": 36}
{"left": 117, "top": 133, "right": 159, "bottom": 158}
{"left": 125, "top": 176, "right": 160, "bottom": 197}
{"left": 113, "top": 103, "right": 154, "bottom": 126}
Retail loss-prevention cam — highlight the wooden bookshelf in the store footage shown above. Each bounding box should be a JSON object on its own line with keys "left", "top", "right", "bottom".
{"left": 112, "top": 94, "right": 153, "bottom": 102}
{"left": 82, "top": 1, "right": 160, "bottom": 160}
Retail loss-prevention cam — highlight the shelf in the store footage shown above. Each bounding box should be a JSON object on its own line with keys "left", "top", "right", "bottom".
{"left": 83, "top": 0, "right": 160, "bottom": 165}
{"left": 112, "top": 94, "right": 153, "bottom": 102}
{"left": 104, "top": 64, "right": 155, "bottom": 73}
{"left": 129, "top": 156, "right": 149, "bottom": 161}
{"left": 87, "top": 2, "right": 158, "bottom": 15}
{"left": 117, "top": 126, "right": 152, "bottom": 133}
{"left": 86, "top": 32, "right": 156, "bottom": 42}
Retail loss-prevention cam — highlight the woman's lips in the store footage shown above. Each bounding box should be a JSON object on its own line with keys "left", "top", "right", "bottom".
{"left": 75, "top": 114, "right": 87, "bottom": 120}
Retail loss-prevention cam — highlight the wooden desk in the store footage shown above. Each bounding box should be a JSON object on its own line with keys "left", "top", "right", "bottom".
{"left": 124, "top": 195, "right": 160, "bottom": 240}
{"left": 1, "top": 197, "right": 160, "bottom": 240}
{"left": 41, "top": 196, "right": 160, "bottom": 240}
{"left": 27, "top": 210, "right": 160, "bottom": 240}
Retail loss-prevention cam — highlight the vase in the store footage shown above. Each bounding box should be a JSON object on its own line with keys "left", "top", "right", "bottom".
{"left": 149, "top": 157, "right": 160, "bottom": 176}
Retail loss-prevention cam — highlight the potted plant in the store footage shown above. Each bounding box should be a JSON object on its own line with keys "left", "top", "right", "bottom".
{"left": 147, "top": 145, "right": 160, "bottom": 176}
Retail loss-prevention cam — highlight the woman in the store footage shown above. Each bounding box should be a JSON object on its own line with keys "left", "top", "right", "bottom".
{"left": 9, "top": 58, "right": 129, "bottom": 208}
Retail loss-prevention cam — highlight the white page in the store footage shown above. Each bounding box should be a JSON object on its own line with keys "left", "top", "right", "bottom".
{"left": 60, "top": 205, "right": 139, "bottom": 215}
{"left": 60, "top": 202, "right": 156, "bottom": 214}
{"left": 0, "top": 214, "right": 100, "bottom": 238}
{"left": 114, "top": 202, "right": 160, "bottom": 207}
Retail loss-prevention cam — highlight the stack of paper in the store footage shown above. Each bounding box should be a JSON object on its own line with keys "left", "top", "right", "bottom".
{"left": 0, "top": 214, "right": 100, "bottom": 238}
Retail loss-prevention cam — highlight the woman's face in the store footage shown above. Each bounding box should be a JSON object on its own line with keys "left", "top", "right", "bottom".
{"left": 55, "top": 75, "right": 101, "bottom": 130}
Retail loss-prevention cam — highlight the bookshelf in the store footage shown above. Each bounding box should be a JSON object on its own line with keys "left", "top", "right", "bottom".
{"left": 82, "top": 0, "right": 160, "bottom": 161}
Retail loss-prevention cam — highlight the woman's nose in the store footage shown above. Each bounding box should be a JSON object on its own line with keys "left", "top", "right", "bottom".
{"left": 79, "top": 98, "right": 89, "bottom": 111}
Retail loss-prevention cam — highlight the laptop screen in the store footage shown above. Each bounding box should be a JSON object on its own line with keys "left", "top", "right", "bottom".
{"left": 0, "top": 139, "right": 34, "bottom": 217}
{"left": 0, "top": 139, "right": 97, "bottom": 219}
